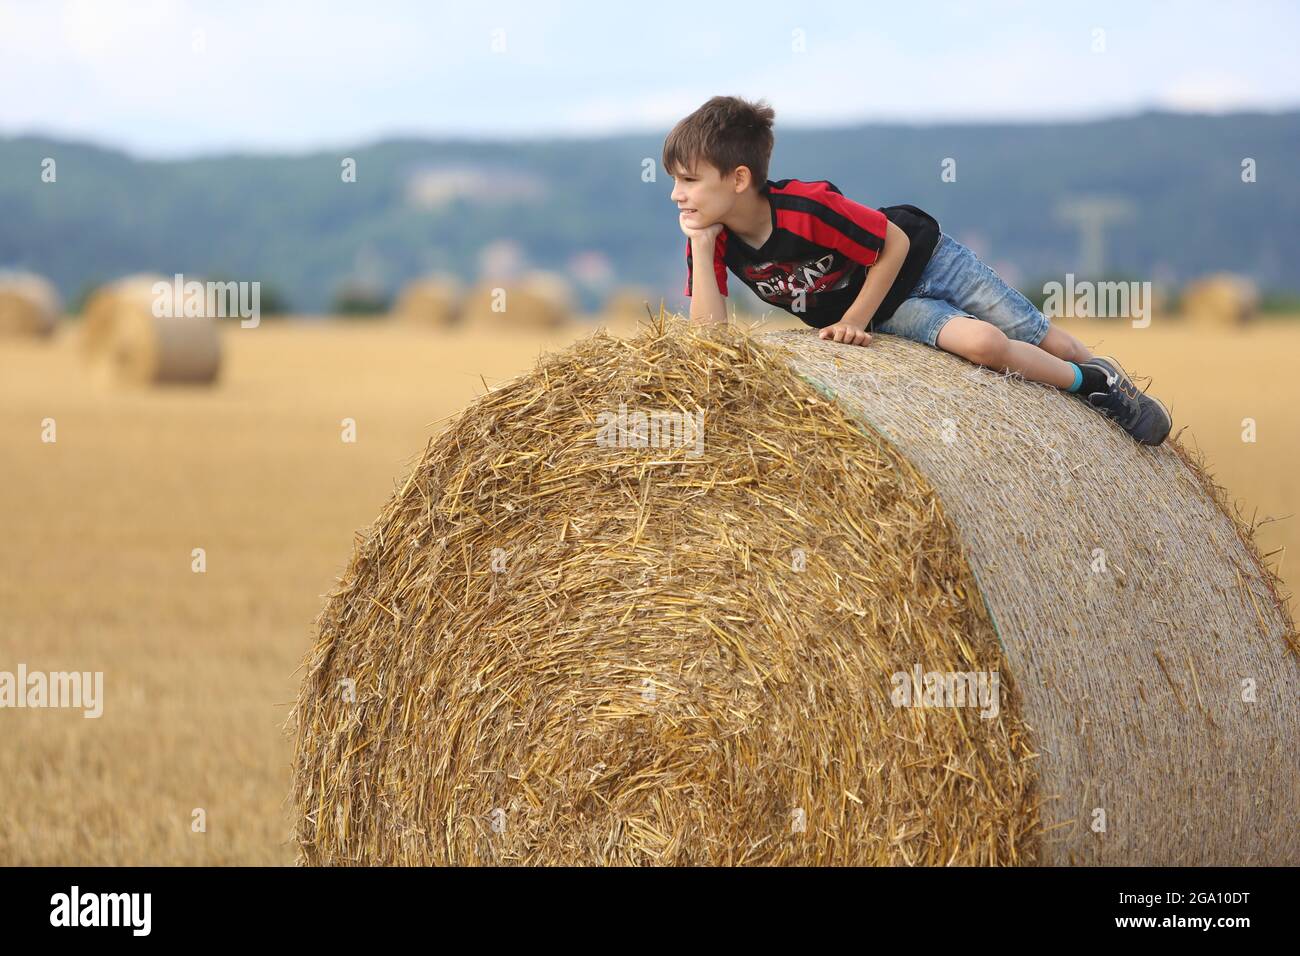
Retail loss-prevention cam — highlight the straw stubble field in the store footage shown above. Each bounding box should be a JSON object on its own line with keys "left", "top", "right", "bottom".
{"left": 0, "top": 314, "right": 1296, "bottom": 864}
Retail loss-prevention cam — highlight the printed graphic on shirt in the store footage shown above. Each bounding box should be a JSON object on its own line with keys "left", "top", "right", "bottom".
{"left": 744, "top": 253, "right": 857, "bottom": 308}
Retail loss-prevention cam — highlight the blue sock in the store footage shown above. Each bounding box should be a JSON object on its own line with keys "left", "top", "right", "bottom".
{"left": 1065, "top": 362, "right": 1083, "bottom": 392}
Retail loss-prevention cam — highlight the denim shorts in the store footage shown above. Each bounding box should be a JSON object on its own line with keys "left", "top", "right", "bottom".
{"left": 872, "top": 233, "right": 1050, "bottom": 347}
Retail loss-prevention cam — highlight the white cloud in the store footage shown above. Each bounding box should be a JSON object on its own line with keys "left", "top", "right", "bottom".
{"left": 0, "top": 0, "right": 1296, "bottom": 157}
{"left": 553, "top": 90, "right": 709, "bottom": 135}
{"left": 1158, "top": 73, "right": 1260, "bottom": 112}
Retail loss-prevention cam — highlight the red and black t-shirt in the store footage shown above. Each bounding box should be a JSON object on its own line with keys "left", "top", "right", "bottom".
{"left": 684, "top": 178, "right": 941, "bottom": 329}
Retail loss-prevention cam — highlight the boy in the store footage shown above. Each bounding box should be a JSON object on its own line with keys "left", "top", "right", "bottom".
{"left": 665, "top": 95, "right": 1172, "bottom": 446}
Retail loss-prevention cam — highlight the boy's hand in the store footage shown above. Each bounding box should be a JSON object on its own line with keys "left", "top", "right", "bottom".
{"left": 680, "top": 215, "right": 723, "bottom": 243}
{"left": 818, "top": 320, "right": 872, "bottom": 347}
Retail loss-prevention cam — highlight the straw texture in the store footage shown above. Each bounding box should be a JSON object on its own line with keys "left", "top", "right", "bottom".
{"left": 290, "top": 314, "right": 1298, "bottom": 866}
{"left": 761, "top": 327, "right": 1299, "bottom": 865}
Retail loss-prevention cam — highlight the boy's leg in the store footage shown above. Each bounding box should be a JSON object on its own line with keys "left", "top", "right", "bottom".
{"left": 933, "top": 316, "right": 1171, "bottom": 443}
{"left": 935, "top": 316, "right": 1078, "bottom": 388}
{"left": 897, "top": 237, "right": 1170, "bottom": 443}
{"left": 874, "top": 291, "right": 1086, "bottom": 388}
{"left": 1037, "top": 325, "right": 1094, "bottom": 363}
{"left": 921, "top": 237, "right": 1092, "bottom": 387}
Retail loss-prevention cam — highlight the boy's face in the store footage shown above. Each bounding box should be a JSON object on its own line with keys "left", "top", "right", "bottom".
{"left": 669, "top": 160, "right": 744, "bottom": 228}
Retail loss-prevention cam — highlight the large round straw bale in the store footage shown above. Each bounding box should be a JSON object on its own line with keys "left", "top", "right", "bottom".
{"left": 394, "top": 274, "right": 463, "bottom": 327}
{"left": 291, "top": 318, "right": 1299, "bottom": 866}
{"left": 81, "top": 274, "right": 221, "bottom": 385}
{"left": 0, "top": 270, "right": 61, "bottom": 337}
{"left": 462, "top": 271, "right": 573, "bottom": 330}
{"left": 1180, "top": 273, "right": 1259, "bottom": 327}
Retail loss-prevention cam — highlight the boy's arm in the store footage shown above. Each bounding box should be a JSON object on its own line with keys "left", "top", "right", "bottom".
{"left": 840, "top": 220, "right": 909, "bottom": 329}
{"left": 688, "top": 234, "right": 728, "bottom": 326}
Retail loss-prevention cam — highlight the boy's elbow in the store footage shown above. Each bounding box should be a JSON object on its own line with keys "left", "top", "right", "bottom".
{"left": 689, "top": 295, "right": 728, "bottom": 326}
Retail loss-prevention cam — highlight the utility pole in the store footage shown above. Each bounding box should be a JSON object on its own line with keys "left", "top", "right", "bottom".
{"left": 1055, "top": 198, "right": 1135, "bottom": 278}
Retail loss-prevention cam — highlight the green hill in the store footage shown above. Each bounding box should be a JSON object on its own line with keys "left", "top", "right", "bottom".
{"left": 2, "top": 109, "right": 1297, "bottom": 314}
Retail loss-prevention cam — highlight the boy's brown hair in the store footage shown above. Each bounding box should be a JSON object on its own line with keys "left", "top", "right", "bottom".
{"left": 662, "top": 95, "right": 775, "bottom": 187}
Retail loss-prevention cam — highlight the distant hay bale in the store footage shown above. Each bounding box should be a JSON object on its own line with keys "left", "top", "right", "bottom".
{"left": 0, "top": 270, "right": 61, "bottom": 337}
{"left": 290, "top": 315, "right": 1299, "bottom": 866}
{"left": 82, "top": 272, "right": 156, "bottom": 355}
{"left": 602, "top": 286, "right": 656, "bottom": 321}
{"left": 597, "top": 286, "right": 661, "bottom": 334}
{"left": 1180, "top": 273, "right": 1259, "bottom": 327}
{"left": 81, "top": 274, "right": 221, "bottom": 385}
{"left": 393, "top": 274, "right": 463, "bottom": 327}
{"left": 461, "top": 270, "right": 574, "bottom": 330}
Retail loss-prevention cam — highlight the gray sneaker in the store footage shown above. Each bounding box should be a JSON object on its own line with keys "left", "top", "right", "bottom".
{"left": 1081, "top": 355, "right": 1172, "bottom": 446}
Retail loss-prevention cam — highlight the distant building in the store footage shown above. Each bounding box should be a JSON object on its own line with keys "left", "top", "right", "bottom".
{"left": 405, "top": 166, "right": 546, "bottom": 211}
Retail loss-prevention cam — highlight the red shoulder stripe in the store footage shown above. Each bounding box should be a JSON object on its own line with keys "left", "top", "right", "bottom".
{"left": 771, "top": 181, "right": 888, "bottom": 266}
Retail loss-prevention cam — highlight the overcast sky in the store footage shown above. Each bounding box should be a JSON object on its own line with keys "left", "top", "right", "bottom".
{"left": 2, "top": 0, "right": 1297, "bottom": 159}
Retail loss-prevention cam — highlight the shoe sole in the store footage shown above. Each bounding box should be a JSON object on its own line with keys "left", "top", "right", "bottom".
{"left": 1136, "top": 391, "right": 1173, "bottom": 445}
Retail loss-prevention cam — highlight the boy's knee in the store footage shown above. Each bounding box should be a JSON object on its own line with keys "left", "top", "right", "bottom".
{"left": 962, "top": 322, "right": 1009, "bottom": 366}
